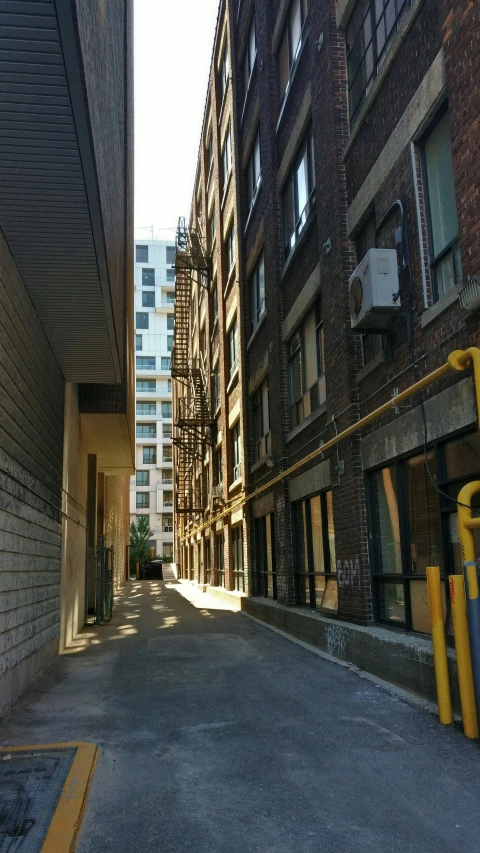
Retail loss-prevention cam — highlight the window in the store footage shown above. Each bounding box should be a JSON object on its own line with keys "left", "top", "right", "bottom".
{"left": 368, "top": 433, "right": 480, "bottom": 634}
{"left": 163, "top": 542, "right": 173, "bottom": 559}
{"left": 278, "top": 0, "right": 308, "bottom": 106}
{"left": 167, "top": 335, "right": 173, "bottom": 352}
{"left": 143, "top": 446, "right": 156, "bottom": 464}
{"left": 250, "top": 252, "right": 265, "bottom": 330}
{"left": 206, "top": 132, "right": 214, "bottom": 178}
{"left": 212, "top": 286, "right": 219, "bottom": 326}
{"left": 288, "top": 302, "right": 325, "bottom": 428}
{"left": 136, "top": 312, "right": 148, "bottom": 329}
{"left": 135, "top": 335, "right": 142, "bottom": 351}
{"left": 162, "top": 515, "right": 173, "bottom": 533}
{"left": 282, "top": 127, "right": 315, "bottom": 258}
{"left": 166, "top": 269, "right": 175, "bottom": 282}
{"left": 163, "top": 423, "right": 172, "bottom": 438}
{"left": 246, "top": 130, "right": 261, "bottom": 212}
{"left": 346, "top": 0, "right": 411, "bottom": 123}
{"left": 142, "top": 268, "right": 155, "bottom": 286}
{"left": 142, "top": 292, "right": 155, "bottom": 308}
{"left": 293, "top": 490, "right": 337, "bottom": 611}
{"left": 253, "top": 379, "right": 270, "bottom": 461}
{"left": 205, "top": 539, "right": 211, "bottom": 585}
{"left": 163, "top": 446, "right": 173, "bottom": 462}
{"left": 228, "top": 318, "right": 238, "bottom": 380}
{"left": 136, "top": 470, "right": 150, "bottom": 487}
{"left": 220, "top": 44, "right": 229, "bottom": 104}
{"left": 136, "top": 245, "right": 148, "bottom": 262}
{"left": 137, "top": 356, "right": 156, "bottom": 370}
{"left": 137, "top": 379, "right": 155, "bottom": 392}
{"left": 226, "top": 223, "right": 235, "bottom": 273}
{"left": 166, "top": 246, "right": 176, "bottom": 264}
{"left": 243, "top": 16, "right": 257, "bottom": 98}
{"left": 231, "top": 422, "right": 241, "bottom": 482}
{"left": 161, "top": 357, "right": 171, "bottom": 370}
{"left": 422, "top": 110, "right": 462, "bottom": 301}
{"left": 168, "top": 379, "right": 172, "bottom": 393}
{"left": 213, "top": 363, "right": 221, "bottom": 411}
{"left": 167, "top": 315, "right": 174, "bottom": 331}
{"left": 232, "top": 526, "right": 244, "bottom": 592}
{"left": 136, "top": 492, "right": 150, "bottom": 509}
{"left": 137, "top": 402, "right": 156, "bottom": 415}
{"left": 163, "top": 491, "right": 173, "bottom": 507}
{"left": 161, "top": 401, "right": 172, "bottom": 418}
{"left": 221, "top": 124, "right": 232, "bottom": 191}
{"left": 162, "top": 470, "right": 173, "bottom": 484}
{"left": 209, "top": 209, "right": 216, "bottom": 247}
{"left": 214, "top": 447, "right": 223, "bottom": 486}
{"left": 254, "top": 514, "right": 276, "bottom": 598}
{"left": 215, "top": 533, "right": 225, "bottom": 587}
{"left": 136, "top": 423, "right": 156, "bottom": 438}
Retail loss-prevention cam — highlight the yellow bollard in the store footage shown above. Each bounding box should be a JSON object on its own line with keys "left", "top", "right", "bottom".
{"left": 426, "top": 567, "right": 453, "bottom": 724}
{"left": 449, "top": 575, "right": 478, "bottom": 738}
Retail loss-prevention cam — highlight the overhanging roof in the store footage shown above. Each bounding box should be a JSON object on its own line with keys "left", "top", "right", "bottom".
{"left": 0, "top": 0, "right": 122, "bottom": 383}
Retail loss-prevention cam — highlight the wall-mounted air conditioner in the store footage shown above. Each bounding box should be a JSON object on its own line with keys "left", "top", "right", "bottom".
{"left": 349, "top": 248, "right": 400, "bottom": 330}
{"left": 459, "top": 278, "right": 480, "bottom": 312}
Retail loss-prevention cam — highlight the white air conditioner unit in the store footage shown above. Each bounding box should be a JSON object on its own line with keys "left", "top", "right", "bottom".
{"left": 349, "top": 248, "right": 401, "bottom": 330}
{"left": 459, "top": 277, "right": 480, "bottom": 312}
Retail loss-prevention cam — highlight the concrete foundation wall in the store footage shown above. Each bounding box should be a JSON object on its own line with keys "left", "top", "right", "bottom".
{"left": 0, "top": 234, "right": 65, "bottom": 717}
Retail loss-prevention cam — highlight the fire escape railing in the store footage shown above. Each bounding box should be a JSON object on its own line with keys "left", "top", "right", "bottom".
{"left": 172, "top": 217, "right": 213, "bottom": 515}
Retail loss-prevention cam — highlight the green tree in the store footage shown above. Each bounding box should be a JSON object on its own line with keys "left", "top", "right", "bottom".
{"left": 130, "top": 516, "right": 154, "bottom": 566}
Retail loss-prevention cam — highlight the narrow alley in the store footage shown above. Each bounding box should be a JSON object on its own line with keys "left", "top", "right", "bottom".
{"left": 2, "top": 579, "right": 480, "bottom": 853}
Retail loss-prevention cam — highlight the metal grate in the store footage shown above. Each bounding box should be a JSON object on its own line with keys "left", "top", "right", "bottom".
{"left": 0, "top": 748, "right": 76, "bottom": 852}
{"left": 459, "top": 277, "right": 480, "bottom": 312}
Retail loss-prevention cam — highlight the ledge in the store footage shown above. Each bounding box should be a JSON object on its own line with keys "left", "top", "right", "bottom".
{"left": 224, "top": 262, "right": 237, "bottom": 298}
{"left": 244, "top": 175, "right": 262, "bottom": 235}
{"left": 250, "top": 453, "right": 271, "bottom": 473}
{"left": 246, "top": 311, "right": 267, "bottom": 350}
{"left": 281, "top": 204, "right": 317, "bottom": 281}
{"left": 226, "top": 365, "right": 239, "bottom": 394}
{"left": 286, "top": 402, "right": 326, "bottom": 444}
{"left": 228, "top": 477, "right": 243, "bottom": 493}
{"left": 356, "top": 349, "right": 386, "bottom": 383}
{"left": 421, "top": 284, "right": 461, "bottom": 329}
{"left": 220, "top": 169, "right": 232, "bottom": 211}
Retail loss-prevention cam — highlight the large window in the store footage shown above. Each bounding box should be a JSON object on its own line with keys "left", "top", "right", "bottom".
{"left": 422, "top": 110, "right": 462, "bottom": 301}
{"left": 250, "top": 252, "right": 265, "bottom": 331}
{"left": 161, "top": 401, "right": 172, "bottom": 418}
{"left": 136, "top": 312, "right": 148, "bottom": 329}
{"left": 254, "top": 514, "right": 276, "bottom": 599}
{"left": 143, "top": 446, "right": 156, "bottom": 464}
{"left": 162, "top": 470, "right": 173, "bottom": 484}
{"left": 232, "top": 526, "right": 244, "bottom": 592}
{"left": 137, "top": 379, "right": 155, "bottom": 392}
{"left": 231, "top": 422, "right": 241, "bottom": 482}
{"left": 136, "top": 245, "right": 148, "bottom": 262}
{"left": 162, "top": 515, "right": 173, "bottom": 533}
{"left": 166, "top": 246, "right": 175, "bottom": 264}
{"left": 137, "top": 356, "right": 155, "bottom": 370}
{"left": 246, "top": 130, "right": 261, "bottom": 213}
{"left": 142, "top": 268, "right": 155, "bottom": 286}
{"left": 137, "top": 402, "right": 156, "bottom": 415}
{"left": 136, "top": 471, "right": 150, "bottom": 487}
{"left": 163, "top": 446, "right": 173, "bottom": 462}
{"left": 161, "top": 357, "right": 172, "bottom": 370}
{"left": 253, "top": 379, "right": 270, "bottom": 461}
{"left": 163, "top": 491, "right": 173, "bottom": 507}
{"left": 167, "top": 315, "right": 174, "bottom": 331}
{"left": 135, "top": 335, "right": 142, "bottom": 351}
{"left": 282, "top": 127, "right": 315, "bottom": 258}
{"left": 221, "top": 124, "right": 232, "bottom": 192}
{"left": 136, "top": 492, "right": 150, "bottom": 509}
{"left": 137, "top": 423, "right": 156, "bottom": 438}
{"left": 163, "top": 423, "right": 172, "bottom": 438}
{"left": 228, "top": 318, "right": 238, "bottom": 380}
{"left": 293, "top": 490, "right": 337, "bottom": 611}
{"left": 142, "top": 292, "right": 155, "bottom": 308}
{"left": 166, "top": 269, "right": 175, "bottom": 282}
{"left": 288, "top": 302, "right": 325, "bottom": 429}
{"left": 215, "top": 532, "right": 225, "bottom": 587}
{"left": 278, "top": 0, "right": 308, "bottom": 106}
{"left": 368, "top": 432, "right": 480, "bottom": 634}
{"left": 243, "top": 15, "right": 257, "bottom": 98}
{"left": 346, "top": 0, "right": 411, "bottom": 123}
{"left": 226, "top": 223, "right": 235, "bottom": 273}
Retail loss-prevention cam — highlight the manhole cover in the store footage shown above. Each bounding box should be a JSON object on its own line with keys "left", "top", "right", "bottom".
{"left": 0, "top": 747, "right": 76, "bottom": 852}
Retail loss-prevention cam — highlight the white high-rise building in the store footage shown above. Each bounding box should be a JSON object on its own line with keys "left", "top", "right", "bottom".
{"left": 130, "top": 237, "right": 175, "bottom": 559}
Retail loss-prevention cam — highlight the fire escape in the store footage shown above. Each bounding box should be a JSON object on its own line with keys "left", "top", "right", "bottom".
{"left": 172, "top": 217, "right": 213, "bottom": 514}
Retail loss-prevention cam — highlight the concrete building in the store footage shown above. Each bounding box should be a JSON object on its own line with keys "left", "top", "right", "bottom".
{"left": 173, "top": 0, "right": 480, "bottom": 706}
{"left": 130, "top": 238, "right": 175, "bottom": 560}
{"left": 0, "top": 0, "right": 134, "bottom": 716}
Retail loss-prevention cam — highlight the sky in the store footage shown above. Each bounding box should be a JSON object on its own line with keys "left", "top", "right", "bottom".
{"left": 134, "top": 0, "right": 220, "bottom": 241}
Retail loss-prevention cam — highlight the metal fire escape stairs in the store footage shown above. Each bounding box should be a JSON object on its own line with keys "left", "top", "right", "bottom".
{"left": 172, "top": 217, "right": 213, "bottom": 514}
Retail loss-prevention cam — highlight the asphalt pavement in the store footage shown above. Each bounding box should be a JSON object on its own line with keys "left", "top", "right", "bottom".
{"left": 2, "top": 579, "right": 480, "bottom": 853}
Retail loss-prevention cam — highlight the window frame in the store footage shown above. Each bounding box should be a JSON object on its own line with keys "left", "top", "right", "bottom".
{"left": 242, "top": 14, "right": 257, "bottom": 102}
{"left": 137, "top": 379, "right": 156, "bottom": 393}
{"left": 219, "top": 43, "right": 229, "bottom": 107}
{"left": 142, "top": 268, "right": 155, "bottom": 286}
{"left": 231, "top": 421, "right": 241, "bottom": 482}
{"left": 142, "top": 291, "right": 155, "bottom": 308}
{"left": 282, "top": 126, "right": 315, "bottom": 259}
{"left": 253, "top": 379, "right": 271, "bottom": 461}
{"left": 136, "top": 470, "right": 150, "bottom": 487}
{"left": 136, "top": 356, "right": 156, "bottom": 371}
{"left": 135, "top": 334, "right": 142, "bottom": 351}
{"left": 142, "top": 446, "right": 156, "bottom": 465}
{"left": 277, "top": 0, "right": 308, "bottom": 108}
{"left": 228, "top": 317, "right": 238, "bottom": 380}
{"left": 231, "top": 526, "right": 244, "bottom": 592}
{"left": 293, "top": 490, "right": 337, "bottom": 612}
{"left": 246, "top": 129, "right": 262, "bottom": 214}
{"left": 254, "top": 514, "right": 277, "bottom": 599}
{"left": 251, "top": 251, "right": 266, "bottom": 330}
{"left": 136, "top": 312, "right": 148, "bottom": 330}
{"left": 136, "top": 401, "right": 156, "bottom": 415}
{"left": 136, "top": 245, "right": 148, "bottom": 263}
{"left": 136, "top": 492, "right": 150, "bottom": 509}
{"left": 221, "top": 124, "right": 232, "bottom": 192}
{"left": 288, "top": 301, "right": 324, "bottom": 429}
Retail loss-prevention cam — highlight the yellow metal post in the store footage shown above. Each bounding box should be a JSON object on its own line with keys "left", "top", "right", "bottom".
{"left": 449, "top": 574, "right": 478, "bottom": 738}
{"left": 426, "top": 566, "right": 453, "bottom": 724}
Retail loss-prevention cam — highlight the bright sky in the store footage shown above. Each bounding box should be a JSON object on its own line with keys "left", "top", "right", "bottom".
{"left": 134, "top": 0, "right": 220, "bottom": 241}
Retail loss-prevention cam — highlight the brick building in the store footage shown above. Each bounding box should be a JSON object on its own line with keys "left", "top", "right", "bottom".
{"left": 173, "top": 0, "right": 480, "bottom": 701}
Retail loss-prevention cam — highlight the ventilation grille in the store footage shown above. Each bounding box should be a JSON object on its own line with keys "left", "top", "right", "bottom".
{"left": 459, "top": 277, "right": 480, "bottom": 312}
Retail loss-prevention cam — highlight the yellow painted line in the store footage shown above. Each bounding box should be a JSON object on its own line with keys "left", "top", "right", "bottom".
{"left": 0, "top": 742, "right": 98, "bottom": 853}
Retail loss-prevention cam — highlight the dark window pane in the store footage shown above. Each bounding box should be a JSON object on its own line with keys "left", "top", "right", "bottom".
{"left": 136, "top": 312, "right": 148, "bottom": 329}
{"left": 407, "top": 453, "right": 443, "bottom": 575}
{"left": 378, "top": 582, "right": 405, "bottom": 623}
{"left": 445, "top": 434, "right": 480, "bottom": 480}
{"left": 136, "top": 245, "right": 148, "bottom": 262}
{"left": 142, "top": 292, "right": 155, "bottom": 308}
{"left": 166, "top": 246, "right": 175, "bottom": 264}
{"left": 370, "top": 467, "right": 402, "bottom": 573}
{"left": 142, "top": 268, "right": 155, "bottom": 286}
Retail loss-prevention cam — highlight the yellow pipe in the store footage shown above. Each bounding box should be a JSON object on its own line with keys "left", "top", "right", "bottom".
{"left": 182, "top": 349, "right": 480, "bottom": 543}
{"left": 426, "top": 566, "right": 453, "bottom": 724}
{"left": 449, "top": 574, "right": 478, "bottom": 738}
{"left": 458, "top": 482, "right": 480, "bottom": 601}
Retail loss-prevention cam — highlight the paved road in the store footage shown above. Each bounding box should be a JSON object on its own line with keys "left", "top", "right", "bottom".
{"left": 2, "top": 580, "right": 480, "bottom": 852}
